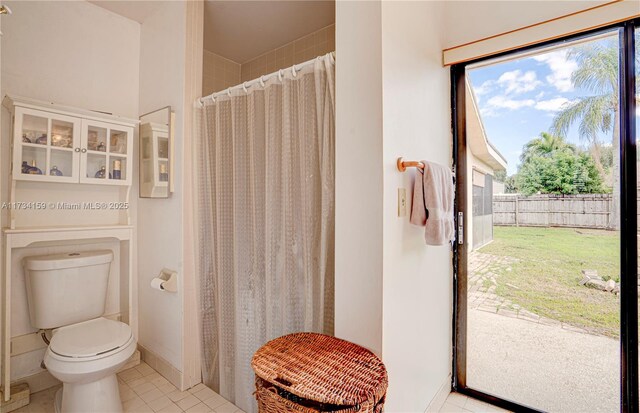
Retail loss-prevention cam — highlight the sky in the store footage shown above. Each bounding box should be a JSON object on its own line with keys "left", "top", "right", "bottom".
{"left": 467, "top": 33, "right": 634, "bottom": 176}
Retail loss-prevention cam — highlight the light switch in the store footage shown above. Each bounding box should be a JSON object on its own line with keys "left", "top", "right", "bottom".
{"left": 398, "top": 188, "right": 407, "bottom": 217}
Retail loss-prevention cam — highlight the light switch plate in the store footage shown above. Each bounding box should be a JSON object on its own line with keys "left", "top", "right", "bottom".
{"left": 398, "top": 188, "right": 407, "bottom": 217}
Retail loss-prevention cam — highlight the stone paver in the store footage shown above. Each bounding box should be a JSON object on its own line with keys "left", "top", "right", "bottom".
{"left": 468, "top": 251, "right": 589, "bottom": 334}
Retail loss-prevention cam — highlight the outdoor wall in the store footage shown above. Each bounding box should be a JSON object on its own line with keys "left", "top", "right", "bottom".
{"left": 335, "top": 1, "right": 452, "bottom": 411}
{"left": 472, "top": 157, "right": 496, "bottom": 177}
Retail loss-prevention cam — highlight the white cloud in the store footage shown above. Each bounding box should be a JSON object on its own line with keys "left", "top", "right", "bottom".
{"left": 479, "top": 107, "right": 497, "bottom": 117}
{"left": 496, "top": 70, "right": 542, "bottom": 94}
{"left": 534, "top": 97, "right": 576, "bottom": 112}
{"left": 473, "top": 80, "right": 494, "bottom": 96}
{"left": 486, "top": 95, "right": 535, "bottom": 110}
{"left": 532, "top": 50, "right": 578, "bottom": 92}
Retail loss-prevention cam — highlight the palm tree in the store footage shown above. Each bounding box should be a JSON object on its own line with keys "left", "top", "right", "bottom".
{"left": 520, "top": 132, "right": 572, "bottom": 164}
{"left": 551, "top": 39, "right": 620, "bottom": 229}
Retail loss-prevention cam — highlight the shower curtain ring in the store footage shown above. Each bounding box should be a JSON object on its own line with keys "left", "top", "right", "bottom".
{"left": 226, "top": 88, "right": 232, "bottom": 97}
{"left": 242, "top": 82, "right": 249, "bottom": 93}
{"left": 291, "top": 65, "right": 298, "bottom": 78}
{"left": 259, "top": 76, "right": 266, "bottom": 88}
{"left": 210, "top": 95, "right": 216, "bottom": 103}
{"left": 278, "top": 69, "right": 284, "bottom": 82}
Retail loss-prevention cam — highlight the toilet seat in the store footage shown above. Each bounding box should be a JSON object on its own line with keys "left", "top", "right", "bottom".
{"left": 49, "top": 317, "right": 132, "bottom": 360}
{"left": 44, "top": 324, "right": 137, "bottom": 413}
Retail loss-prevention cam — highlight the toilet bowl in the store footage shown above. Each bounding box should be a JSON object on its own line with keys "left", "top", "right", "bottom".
{"left": 44, "top": 317, "right": 136, "bottom": 413}
{"left": 44, "top": 318, "right": 136, "bottom": 413}
{"left": 23, "top": 251, "right": 137, "bottom": 413}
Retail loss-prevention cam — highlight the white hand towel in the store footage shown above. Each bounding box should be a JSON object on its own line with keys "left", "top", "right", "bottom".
{"left": 410, "top": 160, "right": 455, "bottom": 245}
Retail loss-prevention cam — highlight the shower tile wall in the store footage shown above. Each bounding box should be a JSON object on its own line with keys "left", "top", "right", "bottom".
{"left": 240, "top": 24, "right": 335, "bottom": 82}
{"left": 202, "top": 50, "right": 241, "bottom": 96}
{"left": 202, "top": 24, "right": 335, "bottom": 95}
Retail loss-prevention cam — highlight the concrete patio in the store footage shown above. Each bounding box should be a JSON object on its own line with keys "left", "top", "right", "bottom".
{"left": 466, "top": 252, "right": 619, "bottom": 412}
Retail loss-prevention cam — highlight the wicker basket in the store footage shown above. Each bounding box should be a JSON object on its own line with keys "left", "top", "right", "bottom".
{"left": 252, "top": 333, "right": 388, "bottom": 413}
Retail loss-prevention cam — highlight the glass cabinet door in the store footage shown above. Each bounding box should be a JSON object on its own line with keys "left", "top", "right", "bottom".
{"left": 13, "top": 107, "right": 80, "bottom": 182}
{"left": 79, "top": 119, "right": 132, "bottom": 185}
{"left": 157, "top": 133, "right": 169, "bottom": 186}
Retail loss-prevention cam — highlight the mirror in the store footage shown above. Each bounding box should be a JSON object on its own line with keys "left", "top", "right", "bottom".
{"left": 139, "top": 106, "right": 173, "bottom": 198}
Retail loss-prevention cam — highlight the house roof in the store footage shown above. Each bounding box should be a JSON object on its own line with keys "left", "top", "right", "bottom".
{"left": 465, "top": 79, "right": 508, "bottom": 172}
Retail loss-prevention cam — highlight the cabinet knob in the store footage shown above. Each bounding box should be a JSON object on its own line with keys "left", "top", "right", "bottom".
{"left": 81, "top": 148, "right": 87, "bottom": 153}
{"left": 74, "top": 148, "right": 80, "bottom": 152}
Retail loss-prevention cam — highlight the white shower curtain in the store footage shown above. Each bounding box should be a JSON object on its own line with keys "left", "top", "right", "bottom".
{"left": 194, "top": 53, "right": 335, "bottom": 413}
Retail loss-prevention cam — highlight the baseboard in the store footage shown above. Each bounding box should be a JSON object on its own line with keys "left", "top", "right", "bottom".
{"left": 10, "top": 349, "right": 140, "bottom": 396}
{"left": 120, "top": 350, "right": 141, "bottom": 371}
{"left": 425, "top": 374, "right": 452, "bottom": 413}
{"left": 0, "top": 383, "right": 30, "bottom": 413}
{"left": 138, "top": 345, "right": 185, "bottom": 391}
{"left": 11, "top": 371, "right": 59, "bottom": 395}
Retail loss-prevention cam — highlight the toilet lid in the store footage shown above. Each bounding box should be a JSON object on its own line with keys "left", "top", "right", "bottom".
{"left": 50, "top": 318, "right": 132, "bottom": 358}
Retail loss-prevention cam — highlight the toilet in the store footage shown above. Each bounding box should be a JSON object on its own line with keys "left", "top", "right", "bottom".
{"left": 23, "top": 250, "right": 137, "bottom": 413}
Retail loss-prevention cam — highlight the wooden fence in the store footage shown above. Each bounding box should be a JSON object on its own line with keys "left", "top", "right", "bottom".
{"left": 493, "top": 194, "right": 613, "bottom": 229}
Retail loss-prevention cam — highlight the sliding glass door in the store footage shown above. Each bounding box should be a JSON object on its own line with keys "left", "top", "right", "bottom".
{"left": 454, "top": 19, "right": 638, "bottom": 413}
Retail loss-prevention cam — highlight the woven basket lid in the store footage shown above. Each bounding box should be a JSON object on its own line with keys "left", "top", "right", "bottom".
{"left": 252, "top": 332, "right": 388, "bottom": 407}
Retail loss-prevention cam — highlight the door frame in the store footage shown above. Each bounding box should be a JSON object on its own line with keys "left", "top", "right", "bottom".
{"left": 452, "top": 18, "right": 638, "bottom": 413}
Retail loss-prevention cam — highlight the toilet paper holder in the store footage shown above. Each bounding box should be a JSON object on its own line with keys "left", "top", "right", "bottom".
{"left": 151, "top": 268, "right": 178, "bottom": 293}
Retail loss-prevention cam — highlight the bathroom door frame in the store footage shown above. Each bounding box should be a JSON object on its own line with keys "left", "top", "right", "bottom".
{"left": 451, "top": 18, "right": 638, "bottom": 413}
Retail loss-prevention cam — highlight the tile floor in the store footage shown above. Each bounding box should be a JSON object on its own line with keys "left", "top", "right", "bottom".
{"left": 439, "top": 393, "right": 511, "bottom": 413}
{"left": 14, "top": 362, "right": 244, "bottom": 413}
{"left": 12, "top": 362, "right": 506, "bottom": 413}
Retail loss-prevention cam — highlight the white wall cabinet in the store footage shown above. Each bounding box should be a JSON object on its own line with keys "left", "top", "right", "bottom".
{"left": 13, "top": 107, "right": 81, "bottom": 183}
{"left": 140, "top": 122, "right": 169, "bottom": 197}
{"left": 5, "top": 97, "right": 136, "bottom": 186}
{"left": 80, "top": 119, "right": 133, "bottom": 185}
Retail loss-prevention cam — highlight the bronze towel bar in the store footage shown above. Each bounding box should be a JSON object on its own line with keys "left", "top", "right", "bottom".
{"left": 397, "top": 157, "right": 424, "bottom": 172}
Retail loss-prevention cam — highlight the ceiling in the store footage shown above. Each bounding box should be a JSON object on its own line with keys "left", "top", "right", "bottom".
{"left": 204, "top": 1, "right": 335, "bottom": 63}
{"left": 88, "top": 1, "right": 162, "bottom": 23}
{"left": 89, "top": 1, "right": 335, "bottom": 64}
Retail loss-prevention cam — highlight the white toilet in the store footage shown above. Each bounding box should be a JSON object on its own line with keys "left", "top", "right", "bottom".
{"left": 23, "top": 250, "right": 137, "bottom": 413}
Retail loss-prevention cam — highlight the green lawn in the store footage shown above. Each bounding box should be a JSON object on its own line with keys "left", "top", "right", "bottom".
{"left": 478, "top": 226, "right": 621, "bottom": 337}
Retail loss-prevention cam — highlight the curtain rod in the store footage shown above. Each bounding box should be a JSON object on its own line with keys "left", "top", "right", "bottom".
{"left": 197, "top": 51, "right": 335, "bottom": 106}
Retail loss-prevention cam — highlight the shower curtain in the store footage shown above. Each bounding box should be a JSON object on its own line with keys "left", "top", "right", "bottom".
{"left": 194, "top": 53, "right": 335, "bottom": 413}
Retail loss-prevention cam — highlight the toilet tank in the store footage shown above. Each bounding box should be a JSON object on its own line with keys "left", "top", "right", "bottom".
{"left": 23, "top": 250, "right": 113, "bottom": 329}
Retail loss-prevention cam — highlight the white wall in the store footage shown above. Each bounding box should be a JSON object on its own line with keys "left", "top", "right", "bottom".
{"left": 1, "top": 1, "right": 140, "bottom": 227}
{"left": 334, "top": 0, "right": 384, "bottom": 356}
{"left": 180, "top": 0, "right": 204, "bottom": 390}
{"left": 0, "top": 0, "right": 140, "bottom": 382}
{"left": 1, "top": 1, "right": 140, "bottom": 116}
{"left": 442, "top": 1, "right": 610, "bottom": 49}
{"left": 339, "top": 2, "right": 621, "bottom": 410}
{"left": 380, "top": 2, "right": 452, "bottom": 411}
{"left": 336, "top": 1, "right": 452, "bottom": 411}
{"left": 137, "top": 1, "right": 186, "bottom": 375}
